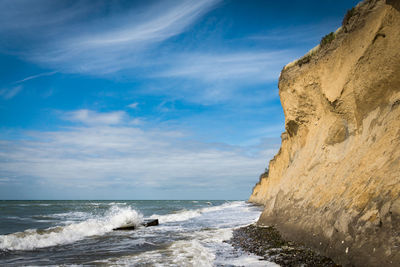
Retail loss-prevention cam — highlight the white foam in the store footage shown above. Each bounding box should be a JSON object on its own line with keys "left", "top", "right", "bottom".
{"left": 95, "top": 239, "right": 215, "bottom": 267}
{"left": 171, "top": 239, "right": 215, "bottom": 266}
{"left": 222, "top": 254, "right": 280, "bottom": 267}
{"left": 92, "top": 202, "right": 270, "bottom": 266}
{"left": 100, "top": 228, "right": 277, "bottom": 267}
{"left": 187, "top": 228, "right": 233, "bottom": 243}
{"left": 149, "top": 201, "right": 247, "bottom": 224}
{"left": 0, "top": 206, "right": 143, "bottom": 250}
{"left": 149, "top": 209, "right": 202, "bottom": 223}
{"left": 187, "top": 228, "right": 279, "bottom": 267}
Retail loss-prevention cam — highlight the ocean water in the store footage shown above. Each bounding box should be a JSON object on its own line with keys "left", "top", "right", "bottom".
{"left": 0, "top": 200, "right": 277, "bottom": 266}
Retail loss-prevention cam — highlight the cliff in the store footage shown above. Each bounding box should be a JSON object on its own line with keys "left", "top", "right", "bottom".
{"left": 249, "top": 0, "right": 400, "bottom": 266}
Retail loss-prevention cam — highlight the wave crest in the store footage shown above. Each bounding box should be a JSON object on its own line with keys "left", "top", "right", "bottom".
{"left": 0, "top": 205, "right": 143, "bottom": 251}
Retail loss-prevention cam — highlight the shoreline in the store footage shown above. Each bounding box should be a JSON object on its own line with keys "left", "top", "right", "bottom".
{"left": 229, "top": 224, "right": 340, "bottom": 267}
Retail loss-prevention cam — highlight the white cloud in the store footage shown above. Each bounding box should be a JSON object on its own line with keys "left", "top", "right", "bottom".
{"left": 129, "top": 118, "right": 142, "bottom": 125}
{"left": 64, "top": 109, "right": 127, "bottom": 125}
{"left": 0, "top": 117, "right": 278, "bottom": 192}
{"left": 127, "top": 102, "right": 139, "bottom": 109}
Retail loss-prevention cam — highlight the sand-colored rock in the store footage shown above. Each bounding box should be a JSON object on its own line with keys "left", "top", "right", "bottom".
{"left": 249, "top": 0, "right": 400, "bottom": 266}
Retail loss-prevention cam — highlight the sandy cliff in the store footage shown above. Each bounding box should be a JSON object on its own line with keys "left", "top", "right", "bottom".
{"left": 249, "top": 0, "right": 400, "bottom": 266}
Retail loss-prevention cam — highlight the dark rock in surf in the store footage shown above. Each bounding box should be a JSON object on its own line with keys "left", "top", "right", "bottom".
{"left": 142, "top": 219, "right": 159, "bottom": 227}
{"left": 113, "top": 219, "right": 159, "bottom": 231}
{"left": 113, "top": 225, "right": 136, "bottom": 230}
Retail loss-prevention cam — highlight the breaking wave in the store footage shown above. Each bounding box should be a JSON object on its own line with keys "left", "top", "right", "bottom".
{"left": 0, "top": 206, "right": 143, "bottom": 251}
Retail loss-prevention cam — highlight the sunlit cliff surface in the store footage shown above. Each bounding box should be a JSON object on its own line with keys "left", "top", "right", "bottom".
{"left": 249, "top": 0, "right": 400, "bottom": 265}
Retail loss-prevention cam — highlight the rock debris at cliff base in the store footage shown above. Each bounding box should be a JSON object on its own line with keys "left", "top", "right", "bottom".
{"left": 229, "top": 224, "right": 339, "bottom": 267}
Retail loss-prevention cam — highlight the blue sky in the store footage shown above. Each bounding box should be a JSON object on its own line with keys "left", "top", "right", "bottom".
{"left": 0, "top": 0, "right": 359, "bottom": 200}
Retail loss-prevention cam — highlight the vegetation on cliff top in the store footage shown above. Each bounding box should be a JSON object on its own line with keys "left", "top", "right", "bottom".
{"left": 343, "top": 7, "right": 356, "bottom": 26}
{"left": 320, "top": 32, "right": 336, "bottom": 47}
{"left": 255, "top": 168, "right": 269, "bottom": 186}
{"left": 286, "top": 2, "right": 359, "bottom": 69}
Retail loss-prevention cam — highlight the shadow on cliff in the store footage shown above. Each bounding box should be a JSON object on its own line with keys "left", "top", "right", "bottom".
{"left": 387, "top": 0, "right": 400, "bottom": 11}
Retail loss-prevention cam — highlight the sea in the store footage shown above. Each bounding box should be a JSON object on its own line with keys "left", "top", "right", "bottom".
{"left": 0, "top": 200, "right": 278, "bottom": 266}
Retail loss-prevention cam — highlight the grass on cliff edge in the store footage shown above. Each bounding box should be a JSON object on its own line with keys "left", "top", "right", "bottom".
{"left": 320, "top": 32, "right": 335, "bottom": 47}
{"left": 287, "top": 2, "right": 358, "bottom": 69}
{"left": 342, "top": 7, "right": 356, "bottom": 26}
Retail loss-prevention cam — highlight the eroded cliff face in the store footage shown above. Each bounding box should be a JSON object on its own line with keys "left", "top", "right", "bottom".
{"left": 249, "top": 0, "right": 400, "bottom": 266}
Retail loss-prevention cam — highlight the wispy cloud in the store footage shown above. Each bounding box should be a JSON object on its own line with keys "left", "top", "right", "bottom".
{"left": 139, "top": 50, "right": 295, "bottom": 105}
{"left": 13, "top": 71, "right": 58, "bottom": 84}
{"left": 0, "top": 0, "right": 220, "bottom": 74}
{"left": 0, "top": 0, "right": 304, "bottom": 107}
{"left": 77, "top": 0, "right": 218, "bottom": 47}
{"left": 0, "top": 85, "right": 23, "bottom": 99}
{"left": 156, "top": 51, "right": 295, "bottom": 82}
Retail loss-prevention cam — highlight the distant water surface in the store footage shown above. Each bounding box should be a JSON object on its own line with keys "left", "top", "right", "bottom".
{"left": 0, "top": 200, "right": 277, "bottom": 266}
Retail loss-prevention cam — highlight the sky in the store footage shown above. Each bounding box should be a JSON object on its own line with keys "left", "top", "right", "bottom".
{"left": 0, "top": 0, "right": 360, "bottom": 200}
